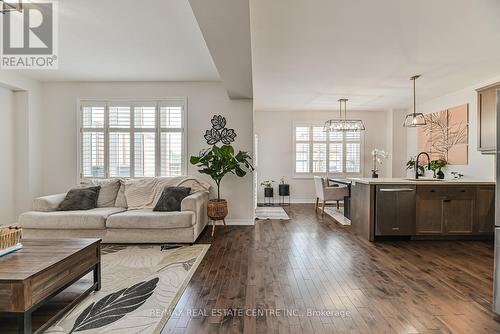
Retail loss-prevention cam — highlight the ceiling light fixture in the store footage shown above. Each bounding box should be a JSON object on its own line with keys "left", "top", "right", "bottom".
{"left": 324, "top": 98, "right": 366, "bottom": 132}
{"left": 403, "top": 75, "right": 426, "bottom": 127}
{"left": 0, "top": 0, "right": 22, "bottom": 14}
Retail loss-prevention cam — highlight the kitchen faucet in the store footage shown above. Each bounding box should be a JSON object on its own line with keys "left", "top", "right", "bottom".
{"left": 415, "top": 152, "right": 431, "bottom": 179}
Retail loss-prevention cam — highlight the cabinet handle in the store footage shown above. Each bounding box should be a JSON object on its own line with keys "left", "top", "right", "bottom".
{"left": 392, "top": 227, "right": 400, "bottom": 231}
{"left": 430, "top": 190, "right": 436, "bottom": 192}
{"left": 443, "top": 199, "right": 451, "bottom": 202}
{"left": 380, "top": 188, "right": 415, "bottom": 192}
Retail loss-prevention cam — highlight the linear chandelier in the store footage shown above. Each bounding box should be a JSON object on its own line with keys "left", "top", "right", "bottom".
{"left": 1, "top": 1, "right": 22, "bottom": 14}
{"left": 324, "top": 98, "right": 365, "bottom": 132}
{"left": 403, "top": 75, "right": 426, "bottom": 127}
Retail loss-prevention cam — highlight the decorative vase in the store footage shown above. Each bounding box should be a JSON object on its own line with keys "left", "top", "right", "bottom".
{"left": 264, "top": 187, "right": 274, "bottom": 198}
{"left": 207, "top": 199, "right": 228, "bottom": 220}
{"left": 371, "top": 170, "right": 379, "bottom": 178}
{"left": 437, "top": 168, "right": 445, "bottom": 179}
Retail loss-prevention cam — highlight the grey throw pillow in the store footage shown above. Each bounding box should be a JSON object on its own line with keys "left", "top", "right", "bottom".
{"left": 153, "top": 187, "right": 191, "bottom": 212}
{"left": 57, "top": 186, "right": 101, "bottom": 211}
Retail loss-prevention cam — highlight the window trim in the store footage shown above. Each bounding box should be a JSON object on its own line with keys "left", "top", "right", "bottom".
{"left": 292, "top": 121, "right": 364, "bottom": 179}
{"left": 76, "top": 97, "right": 188, "bottom": 181}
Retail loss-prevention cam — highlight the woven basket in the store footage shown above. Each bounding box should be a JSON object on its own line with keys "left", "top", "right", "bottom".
{"left": 207, "top": 199, "right": 228, "bottom": 220}
{"left": 0, "top": 226, "right": 22, "bottom": 250}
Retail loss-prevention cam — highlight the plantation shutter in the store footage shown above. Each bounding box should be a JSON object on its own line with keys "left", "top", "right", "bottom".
{"left": 80, "top": 99, "right": 186, "bottom": 179}
{"left": 81, "top": 103, "right": 105, "bottom": 178}
{"left": 159, "top": 101, "right": 184, "bottom": 176}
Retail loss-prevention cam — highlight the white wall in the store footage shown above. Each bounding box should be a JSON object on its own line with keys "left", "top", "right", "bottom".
{"left": 40, "top": 81, "right": 255, "bottom": 224}
{"left": 0, "top": 73, "right": 44, "bottom": 219}
{"left": 0, "top": 86, "right": 15, "bottom": 223}
{"left": 255, "top": 109, "right": 401, "bottom": 202}
{"left": 406, "top": 75, "right": 500, "bottom": 179}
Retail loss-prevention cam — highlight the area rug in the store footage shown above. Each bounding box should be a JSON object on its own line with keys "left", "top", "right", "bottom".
{"left": 45, "top": 244, "right": 209, "bottom": 334}
{"left": 255, "top": 206, "right": 290, "bottom": 220}
{"left": 324, "top": 207, "right": 351, "bottom": 226}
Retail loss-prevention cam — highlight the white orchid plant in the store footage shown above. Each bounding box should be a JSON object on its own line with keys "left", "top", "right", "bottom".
{"left": 371, "top": 149, "right": 389, "bottom": 174}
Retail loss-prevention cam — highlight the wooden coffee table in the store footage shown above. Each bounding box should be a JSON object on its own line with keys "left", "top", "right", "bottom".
{"left": 0, "top": 239, "right": 101, "bottom": 334}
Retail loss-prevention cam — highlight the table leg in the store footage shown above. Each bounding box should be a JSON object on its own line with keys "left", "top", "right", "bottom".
{"left": 17, "top": 311, "right": 31, "bottom": 334}
{"left": 94, "top": 262, "right": 101, "bottom": 291}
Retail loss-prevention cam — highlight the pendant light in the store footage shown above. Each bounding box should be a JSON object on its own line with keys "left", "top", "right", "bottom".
{"left": 403, "top": 75, "right": 426, "bottom": 127}
{"left": 0, "top": 0, "right": 22, "bottom": 14}
{"left": 324, "top": 99, "right": 365, "bottom": 132}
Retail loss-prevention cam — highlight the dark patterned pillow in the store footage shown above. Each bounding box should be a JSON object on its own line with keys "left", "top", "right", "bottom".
{"left": 153, "top": 187, "right": 191, "bottom": 212}
{"left": 57, "top": 186, "right": 101, "bottom": 211}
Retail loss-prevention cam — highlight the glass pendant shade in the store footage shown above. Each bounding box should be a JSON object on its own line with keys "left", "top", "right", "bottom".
{"left": 1, "top": 1, "right": 22, "bottom": 13}
{"left": 324, "top": 119, "right": 366, "bottom": 131}
{"left": 324, "top": 99, "right": 365, "bottom": 132}
{"left": 403, "top": 74, "right": 426, "bottom": 128}
{"left": 403, "top": 112, "right": 426, "bottom": 127}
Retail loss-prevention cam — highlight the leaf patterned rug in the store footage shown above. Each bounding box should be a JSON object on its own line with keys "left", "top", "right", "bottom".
{"left": 45, "top": 244, "right": 209, "bottom": 334}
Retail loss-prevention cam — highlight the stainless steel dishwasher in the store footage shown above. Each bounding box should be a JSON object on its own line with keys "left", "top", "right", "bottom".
{"left": 375, "top": 185, "right": 416, "bottom": 236}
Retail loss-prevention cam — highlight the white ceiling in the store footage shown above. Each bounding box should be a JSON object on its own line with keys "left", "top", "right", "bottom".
{"left": 15, "top": 0, "right": 220, "bottom": 81}
{"left": 250, "top": 0, "right": 500, "bottom": 111}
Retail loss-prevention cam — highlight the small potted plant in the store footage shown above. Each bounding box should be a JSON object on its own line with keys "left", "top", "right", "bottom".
{"left": 261, "top": 180, "right": 275, "bottom": 198}
{"left": 371, "top": 149, "right": 389, "bottom": 178}
{"left": 429, "top": 159, "right": 447, "bottom": 179}
{"left": 406, "top": 157, "right": 425, "bottom": 177}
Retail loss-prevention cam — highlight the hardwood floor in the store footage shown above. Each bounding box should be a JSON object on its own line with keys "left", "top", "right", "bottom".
{"left": 1, "top": 204, "right": 498, "bottom": 333}
{"left": 163, "top": 204, "right": 500, "bottom": 334}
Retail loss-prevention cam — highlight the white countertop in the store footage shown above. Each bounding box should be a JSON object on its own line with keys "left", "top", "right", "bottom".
{"left": 348, "top": 177, "right": 495, "bottom": 185}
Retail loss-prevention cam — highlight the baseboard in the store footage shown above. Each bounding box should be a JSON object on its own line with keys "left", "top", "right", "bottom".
{"left": 211, "top": 219, "right": 255, "bottom": 226}
{"left": 258, "top": 198, "right": 316, "bottom": 204}
{"left": 257, "top": 198, "right": 347, "bottom": 204}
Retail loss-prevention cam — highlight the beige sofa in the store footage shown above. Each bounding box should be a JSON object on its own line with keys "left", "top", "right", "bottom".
{"left": 18, "top": 178, "right": 209, "bottom": 243}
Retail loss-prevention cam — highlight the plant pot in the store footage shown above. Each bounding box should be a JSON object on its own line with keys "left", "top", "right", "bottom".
{"left": 207, "top": 199, "right": 228, "bottom": 220}
{"left": 437, "top": 168, "right": 445, "bottom": 179}
{"left": 278, "top": 184, "right": 290, "bottom": 196}
{"left": 371, "top": 170, "right": 379, "bottom": 178}
{"left": 264, "top": 187, "right": 274, "bottom": 198}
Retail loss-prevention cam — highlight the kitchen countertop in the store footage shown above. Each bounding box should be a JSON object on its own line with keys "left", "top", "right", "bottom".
{"left": 348, "top": 177, "right": 495, "bottom": 185}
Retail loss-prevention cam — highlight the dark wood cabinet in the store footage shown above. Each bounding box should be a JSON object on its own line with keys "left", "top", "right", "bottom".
{"left": 415, "top": 185, "right": 493, "bottom": 237}
{"left": 476, "top": 186, "right": 495, "bottom": 234}
{"left": 416, "top": 188, "right": 443, "bottom": 234}
{"left": 477, "top": 83, "right": 500, "bottom": 154}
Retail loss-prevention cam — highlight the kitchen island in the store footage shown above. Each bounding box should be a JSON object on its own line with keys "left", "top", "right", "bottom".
{"left": 349, "top": 177, "right": 495, "bottom": 241}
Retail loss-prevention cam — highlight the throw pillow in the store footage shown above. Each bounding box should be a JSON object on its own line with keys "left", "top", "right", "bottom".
{"left": 80, "top": 179, "right": 121, "bottom": 207}
{"left": 57, "top": 186, "right": 101, "bottom": 211}
{"left": 153, "top": 187, "right": 191, "bottom": 212}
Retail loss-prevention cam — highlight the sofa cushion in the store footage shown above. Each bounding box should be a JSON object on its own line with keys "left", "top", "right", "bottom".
{"left": 57, "top": 186, "right": 101, "bottom": 211}
{"left": 106, "top": 209, "right": 195, "bottom": 229}
{"left": 153, "top": 186, "right": 191, "bottom": 212}
{"left": 81, "top": 179, "right": 121, "bottom": 207}
{"left": 19, "top": 207, "right": 126, "bottom": 230}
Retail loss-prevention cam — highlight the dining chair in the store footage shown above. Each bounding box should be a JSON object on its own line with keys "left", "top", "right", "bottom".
{"left": 313, "top": 176, "right": 349, "bottom": 216}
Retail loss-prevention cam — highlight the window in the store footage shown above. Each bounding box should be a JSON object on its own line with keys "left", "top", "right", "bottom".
{"left": 79, "top": 99, "right": 186, "bottom": 178}
{"left": 294, "top": 123, "right": 362, "bottom": 176}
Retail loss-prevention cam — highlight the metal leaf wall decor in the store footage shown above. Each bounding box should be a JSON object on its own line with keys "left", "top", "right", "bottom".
{"left": 204, "top": 115, "right": 237, "bottom": 145}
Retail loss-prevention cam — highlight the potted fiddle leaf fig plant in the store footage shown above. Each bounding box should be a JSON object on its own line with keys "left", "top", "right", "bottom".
{"left": 190, "top": 115, "right": 254, "bottom": 235}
